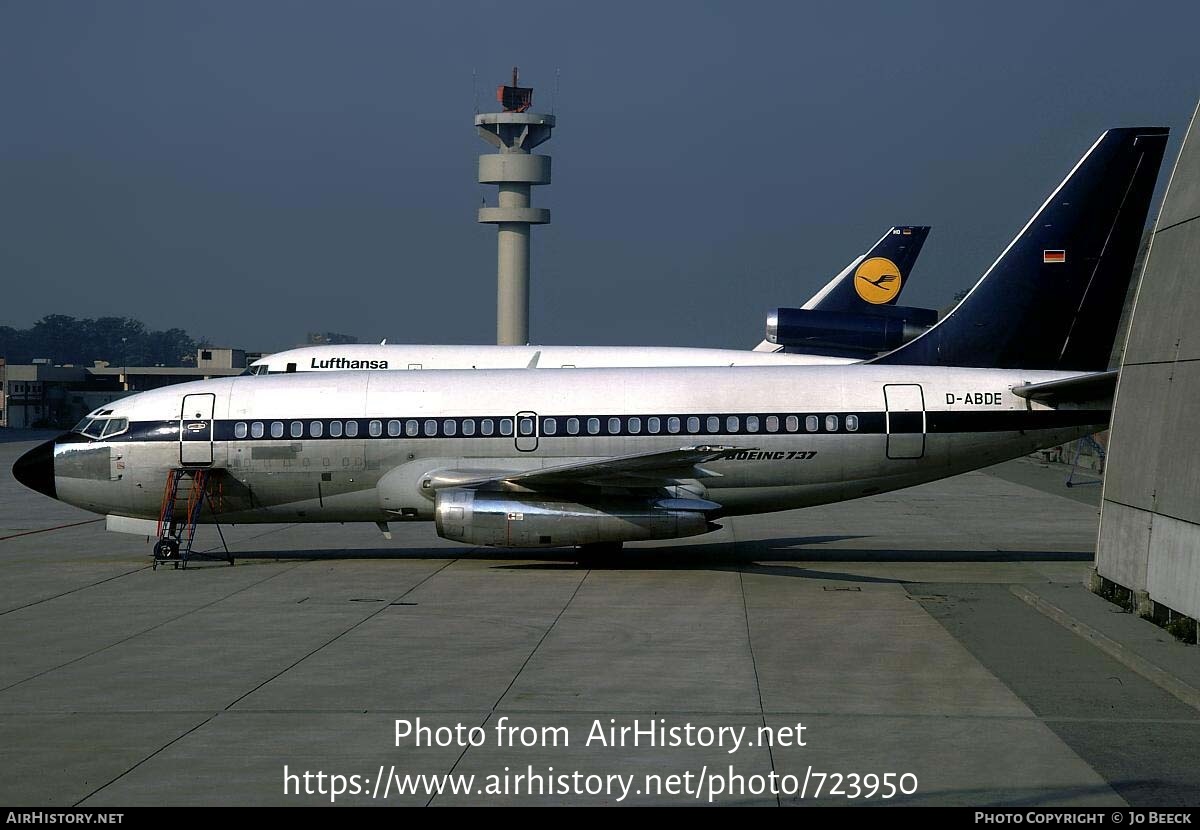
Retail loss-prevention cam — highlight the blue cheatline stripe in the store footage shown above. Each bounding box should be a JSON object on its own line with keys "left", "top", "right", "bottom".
{"left": 88, "top": 409, "right": 1109, "bottom": 445}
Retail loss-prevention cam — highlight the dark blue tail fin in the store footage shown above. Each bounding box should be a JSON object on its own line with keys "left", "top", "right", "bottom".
{"left": 805, "top": 226, "right": 930, "bottom": 311}
{"left": 873, "top": 128, "right": 1168, "bottom": 370}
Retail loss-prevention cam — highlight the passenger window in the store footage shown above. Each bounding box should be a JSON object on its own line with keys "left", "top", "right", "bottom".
{"left": 500, "top": 418, "right": 513, "bottom": 436}
{"left": 587, "top": 418, "right": 600, "bottom": 435}
{"left": 424, "top": 419, "right": 437, "bottom": 436}
{"left": 330, "top": 421, "right": 343, "bottom": 438}
{"left": 726, "top": 416, "right": 740, "bottom": 433}
{"left": 388, "top": 420, "right": 401, "bottom": 437}
{"left": 765, "top": 416, "right": 779, "bottom": 433}
{"left": 234, "top": 422, "right": 248, "bottom": 439}
{"left": 846, "top": 415, "right": 859, "bottom": 432}
{"left": 668, "top": 417, "right": 681, "bottom": 434}
{"left": 825, "top": 415, "right": 838, "bottom": 432}
{"left": 804, "top": 416, "right": 818, "bottom": 432}
{"left": 251, "top": 422, "right": 264, "bottom": 438}
{"left": 369, "top": 420, "right": 382, "bottom": 437}
{"left": 406, "top": 420, "right": 419, "bottom": 437}
{"left": 345, "top": 421, "right": 359, "bottom": 438}
{"left": 543, "top": 418, "right": 557, "bottom": 436}
{"left": 608, "top": 417, "right": 621, "bottom": 434}
{"left": 290, "top": 421, "right": 303, "bottom": 438}
{"left": 647, "top": 417, "right": 661, "bottom": 434}
{"left": 443, "top": 420, "right": 457, "bottom": 436}
{"left": 519, "top": 417, "right": 534, "bottom": 436}
{"left": 628, "top": 417, "right": 641, "bottom": 434}
{"left": 706, "top": 416, "right": 720, "bottom": 433}
{"left": 567, "top": 417, "right": 580, "bottom": 435}
{"left": 686, "top": 416, "right": 700, "bottom": 433}
{"left": 271, "top": 421, "right": 284, "bottom": 438}
{"left": 481, "top": 419, "right": 495, "bottom": 436}
{"left": 310, "top": 421, "right": 323, "bottom": 438}
{"left": 746, "top": 416, "right": 759, "bottom": 433}
{"left": 463, "top": 419, "right": 476, "bottom": 436}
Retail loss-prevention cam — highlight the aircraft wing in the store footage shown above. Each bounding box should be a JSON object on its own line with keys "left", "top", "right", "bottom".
{"left": 438, "top": 445, "right": 744, "bottom": 492}
{"left": 1011, "top": 370, "right": 1118, "bottom": 406}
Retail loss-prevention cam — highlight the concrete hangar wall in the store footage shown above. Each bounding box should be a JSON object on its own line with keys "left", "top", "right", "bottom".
{"left": 1097, "top": 101, "right": 1200, "bottom": 624}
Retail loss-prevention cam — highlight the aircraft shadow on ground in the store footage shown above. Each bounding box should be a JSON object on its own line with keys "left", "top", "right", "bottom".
{"left": 218, "top": 534, "right": 1094, "bottom": 577}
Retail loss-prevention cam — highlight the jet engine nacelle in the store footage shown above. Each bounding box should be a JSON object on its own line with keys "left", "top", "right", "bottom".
{"left": 766, "top": 306, "right": 937, "bottom": 353}
{"left": 434, "top": 488, "right": 719, "bottom": 548}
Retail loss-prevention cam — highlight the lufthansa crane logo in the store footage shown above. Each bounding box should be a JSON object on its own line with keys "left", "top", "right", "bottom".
{"left": 854, "top": 257, "right": 903, "bottom": 304}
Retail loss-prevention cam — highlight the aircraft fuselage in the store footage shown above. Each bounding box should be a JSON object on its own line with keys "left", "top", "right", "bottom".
{"left": 35, "top": 364, "right": 1104, "bottom": 535}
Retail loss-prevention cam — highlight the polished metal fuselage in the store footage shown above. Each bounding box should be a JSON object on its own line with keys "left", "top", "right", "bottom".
{"left": 52, "top": 364, "right": 1103, "bottom": 527}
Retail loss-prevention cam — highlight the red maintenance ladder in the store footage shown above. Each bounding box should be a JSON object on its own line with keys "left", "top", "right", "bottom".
{"left": 153, "top": 469, "right": 233, "bottom": 570}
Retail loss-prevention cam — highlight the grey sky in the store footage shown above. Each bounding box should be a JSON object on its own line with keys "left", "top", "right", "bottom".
{"left": 2, "top": 1, "right": 1197, "bottom": 351}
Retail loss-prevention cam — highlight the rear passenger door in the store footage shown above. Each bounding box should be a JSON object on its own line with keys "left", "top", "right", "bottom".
{"left": 883, "top": 384, "right": 925, "bottom": 459}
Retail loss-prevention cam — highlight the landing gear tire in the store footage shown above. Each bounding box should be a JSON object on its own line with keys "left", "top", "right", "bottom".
{"left": 575, "top": 541, "right": 623, "bottom": 567}
{"left": 153, "top": 538, "right": 180, "bottom": 570}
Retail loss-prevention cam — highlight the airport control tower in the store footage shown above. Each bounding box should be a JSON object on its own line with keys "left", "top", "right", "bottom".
{"left": 477, "top": 68, "right": 555, "bottom": 345}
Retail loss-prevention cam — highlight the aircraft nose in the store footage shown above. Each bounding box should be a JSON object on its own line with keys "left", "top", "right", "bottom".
{"left": 12, "top": 438, "right": 57, "bottom": 499}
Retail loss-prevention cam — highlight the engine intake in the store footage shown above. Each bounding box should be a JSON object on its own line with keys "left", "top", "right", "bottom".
{"left": 434, "top": 489, "right": 719, "bottom": 548}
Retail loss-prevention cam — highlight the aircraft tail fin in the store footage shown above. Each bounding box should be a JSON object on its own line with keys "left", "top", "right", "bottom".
{"left": 872, "top": 128, "right": 1169, "bottom": 370}
{"left": 803, "top": 226, "right": 930, "bottom": 312}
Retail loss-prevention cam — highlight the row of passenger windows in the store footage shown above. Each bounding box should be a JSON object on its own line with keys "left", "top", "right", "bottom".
{"left": 233, "top": 418, "right": 517, "bottom": 440}
{"left": 231, "top": 414, "right": 859, "bottom": 439}
{"left": 543, "top": 414, "right": 858, "bottom": 435}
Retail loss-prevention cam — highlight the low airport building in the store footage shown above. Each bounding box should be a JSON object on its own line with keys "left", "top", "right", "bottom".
{"left": 0, "top": 347, "right": 251, "bottom": 429}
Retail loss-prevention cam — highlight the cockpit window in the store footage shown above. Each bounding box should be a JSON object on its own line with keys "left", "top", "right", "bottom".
{"left": 101, "top": 418, "right": 129, "bottom": 438}
{"left": 241, "top": 365, "right": 270, "bottom": 376}
{"left": 79, "top": 419, "right": 107, "bottom": 439}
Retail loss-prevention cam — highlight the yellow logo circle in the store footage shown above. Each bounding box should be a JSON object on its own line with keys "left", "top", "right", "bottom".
{"left": 854, "top": 257, "right": 903, "bottom": 304}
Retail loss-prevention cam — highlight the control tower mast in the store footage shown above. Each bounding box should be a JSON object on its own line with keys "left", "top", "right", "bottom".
{"left": 476, "top": 67, "right": 555, "bottom": 345}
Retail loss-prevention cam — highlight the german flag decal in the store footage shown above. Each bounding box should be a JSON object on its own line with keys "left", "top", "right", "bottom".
{"left": 1043, "top": 250, "right": 1066, "bottom": 263}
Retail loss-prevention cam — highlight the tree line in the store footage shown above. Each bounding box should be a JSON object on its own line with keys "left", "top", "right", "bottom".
{"left": 0, "top": 315, "right": 200, "bottom": 367}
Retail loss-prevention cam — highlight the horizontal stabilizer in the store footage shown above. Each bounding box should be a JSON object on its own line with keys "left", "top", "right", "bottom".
{"left": 1011, "top": 370, "right": 1118, "bottom": 406}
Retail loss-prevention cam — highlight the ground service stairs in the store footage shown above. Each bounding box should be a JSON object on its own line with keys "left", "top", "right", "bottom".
{"left": 154, "top": 469, "right": 233, "bottom": 569}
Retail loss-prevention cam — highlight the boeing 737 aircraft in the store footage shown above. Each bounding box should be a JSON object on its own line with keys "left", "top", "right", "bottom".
{"left": 245, "top": 226, "right": 932, "bottom": 375}
{"left": 12, "top": 128, "right": 1167, "bottom": 560}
